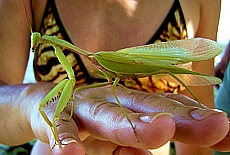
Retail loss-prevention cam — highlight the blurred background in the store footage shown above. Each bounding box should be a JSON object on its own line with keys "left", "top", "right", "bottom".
{"left": 216, "top": 0, "right": 230, "bottom": 63}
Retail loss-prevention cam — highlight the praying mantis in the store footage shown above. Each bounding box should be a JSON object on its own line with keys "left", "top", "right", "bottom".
{"left": 21, "top": 0, "right": 222, "bottom": 151}
{"left": 31, "top": 33, "right": 222, "bottom": 150}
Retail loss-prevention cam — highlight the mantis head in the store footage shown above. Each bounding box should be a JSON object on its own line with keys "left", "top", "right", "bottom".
{"left": 30, "top": 32, "right": 41, "bottom": 51}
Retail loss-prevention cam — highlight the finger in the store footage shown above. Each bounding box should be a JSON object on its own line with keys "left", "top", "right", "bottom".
{"left": 161, "top": 93, "right": 230, "bottom": 148}
{"left": 75, "top": 86, "right": 229, "bottom": 149}
{"left": 172, "top": 109, "right": 228, "bottom": 147}
{"left": 160, "top": 93, "right": 203, "bottom": 107}
{"left": 113, "top": 146, "right": 153, "bottom": 155}
{"left": 76, "top": 102, "right": 175, "bottom": 149}
{"left": 51, "top": 115, "right": 85, "bottom": 155}
{"left": 40, "top": 102, "right": 85, "bottom": 155}
{"left": 82, "top": 136, "right": 153, "bottom": 155}
{"left": 74, "top": 92, "right": 175, "bottom": 149}
{"left": 31, "top": 140, "right": 52, "bottom": 155}
{"left": 211, "top": 127, "right": 230, "bottom": 152}
{"left": 117, "top": 90, "right": 229, "bottom": 148}
{"left": 83, "top": 136, "right": 118, "bottom": 155}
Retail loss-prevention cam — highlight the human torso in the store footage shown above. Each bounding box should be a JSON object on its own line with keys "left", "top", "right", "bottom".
{"left": 32, "top": 0, "right": 200, "bottom": 92}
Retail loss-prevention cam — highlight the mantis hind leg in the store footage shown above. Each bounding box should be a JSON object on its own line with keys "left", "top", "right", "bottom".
{"left": 72, "top": 77, "right": 139, "bottom": 141}
{"left": 91, "top": 70, "right": 138, "bottom": 141}
{"left": 91, "top": 70, "right": 132, "bottom": 94}
{"left": 156, "top": 70, "right": 206, "bottom": 109}
{"left": 110, "top": 78, "right": 139, "bottom": 142}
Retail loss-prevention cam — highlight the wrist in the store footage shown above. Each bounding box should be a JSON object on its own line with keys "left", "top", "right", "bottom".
{"left": 0, "top": 84, "right": 39, "bottom": 145}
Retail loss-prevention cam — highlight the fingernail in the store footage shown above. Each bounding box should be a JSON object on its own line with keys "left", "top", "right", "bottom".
{"left": 139, "top": 113, "right": 172, "bottom": 123}
{"left": 57, "top": 138, "right": 85, "bottom": 155}
{"left": 190, "top": 108, "right": 227, "bottom": 121}
{"left": 62, "top": 138, "right": 80, "bottom": 146}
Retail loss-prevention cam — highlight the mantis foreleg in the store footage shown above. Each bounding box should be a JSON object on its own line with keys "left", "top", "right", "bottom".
{"left": 39, "top": 79, "right": 69, "bottom": 128}
{"left": 39, "top": 44, "right": 76, "bottom": 149}
{"left": 39, "top": 79, "right": 68, "bottom": 148}
{"left": 52, "top": 79, "right": 75, "bottom": 149}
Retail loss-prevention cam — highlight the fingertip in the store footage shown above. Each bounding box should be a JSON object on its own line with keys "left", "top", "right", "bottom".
{"left": 52, "top": 142, "right": 85, "bottom": 155}
{"left": 174, "top": 110, "right": 229, "bottom": 147}
{"left": 114, "top": 112, "right": 175, "bottom": 149}
{"left": 211, "top": 128, "right": 230, "bottom": 152}
{"left": 63, "top": 142, "right": 85, "bottom": 155}
{"left": 114, "top": 146, "right": 153, "bottom": 155}
{"left": 136, "top": 112, "right": 175, "bottom": 149}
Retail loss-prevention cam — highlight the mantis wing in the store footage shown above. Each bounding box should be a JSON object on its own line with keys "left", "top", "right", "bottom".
{"left": 116, "top": 38, "right": 222, "bottom": 64}
{"left": 39, "top": 35, "right": 222, "bottom": 86}
{"left": 155, "top": 74, "right": 220, "bottom": 86}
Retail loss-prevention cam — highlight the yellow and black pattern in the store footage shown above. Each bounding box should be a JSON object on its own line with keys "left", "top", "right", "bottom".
{"left": 33, "top": 0, "right": 187, "bottom": 93}
{"left": 1, "top": 0, "right": 188, "bottom": 154}
{"left": 122, "top": 0, "right": 187, "bottom": 93}
{"left": 150, "top": 0, "right": 188, "bottom": 43}
{"left": 33, "top": 0, "right": 90, "bottom": 84}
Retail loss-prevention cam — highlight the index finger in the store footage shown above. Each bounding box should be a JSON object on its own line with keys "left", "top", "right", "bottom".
{"left": 74, "top": 86, "right": 175, "bottom": 149}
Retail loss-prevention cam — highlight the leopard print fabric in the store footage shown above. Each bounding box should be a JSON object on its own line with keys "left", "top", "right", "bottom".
{"left": 34, "top": 0, "right": 188, "bottom": 94}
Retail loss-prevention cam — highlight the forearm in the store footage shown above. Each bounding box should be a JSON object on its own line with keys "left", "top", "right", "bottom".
{"left": 0, "top": 83, "right": 54, "bottom": 146}
{"left": 180, "top": 59, "right": 215, "bottom": 108}
{"left": 181, "top": 85, "right": 214, "bottom": 108}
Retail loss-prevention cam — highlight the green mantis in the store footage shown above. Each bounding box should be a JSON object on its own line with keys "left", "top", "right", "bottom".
{"left": 21, "top": 0, "right": 222, "bottom": 151}
{"left": 31, "top": 33, "right": 76, "bottom": 149}
{"left": 31, "top": 32, "right": 222, "bottom": 150}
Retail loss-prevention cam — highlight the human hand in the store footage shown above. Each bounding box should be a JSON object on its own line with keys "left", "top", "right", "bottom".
{"left": 29, "top": 86, "right": 230, "bottom": 155}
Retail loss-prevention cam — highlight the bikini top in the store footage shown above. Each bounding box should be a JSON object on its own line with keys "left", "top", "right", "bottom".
{"left": 33, "top": 0, "right": 188, "bottom": 93}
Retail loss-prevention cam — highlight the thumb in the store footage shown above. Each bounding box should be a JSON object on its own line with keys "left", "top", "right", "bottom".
{"left": 47, "top": 111, "right": 85, "bottom": 155}
{"left": 28, "top": 83, "right": 85, "bottom": 155}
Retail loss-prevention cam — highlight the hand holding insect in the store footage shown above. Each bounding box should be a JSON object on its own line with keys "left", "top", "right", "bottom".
{"left": 0, "top": 1, "right": 227, "bottom": 155}
{"left": 24, "top": 85, "right": 230, "bottom": 154}
{"left": 23, "top": 1, "right": 222, "bottom": 149}
{"left": 31, "top": 29, "right": 222, "bottom": 151}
